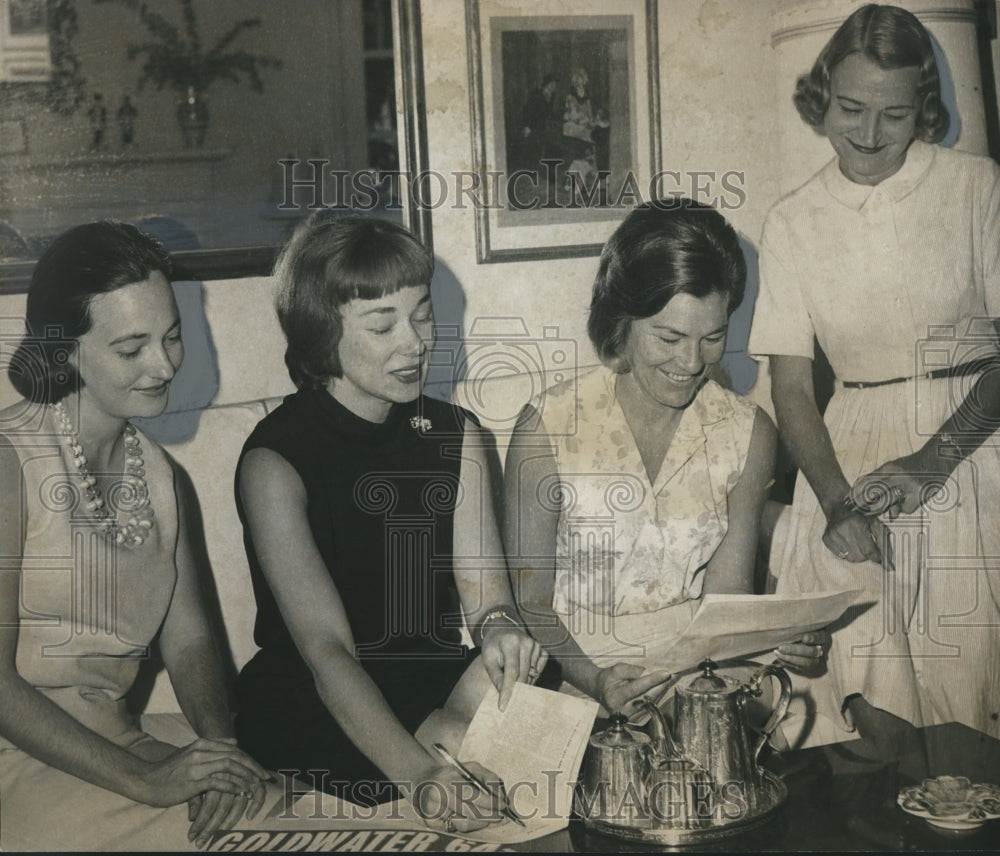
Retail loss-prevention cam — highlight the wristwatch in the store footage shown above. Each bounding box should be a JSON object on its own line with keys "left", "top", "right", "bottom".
{"left": 938, "top": 432, "right": 963, "bottom": 458}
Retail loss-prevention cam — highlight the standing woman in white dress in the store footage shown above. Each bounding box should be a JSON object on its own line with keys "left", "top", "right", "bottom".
{"left": 0, "top": 222, "right": 271, "bottom": 850}
{"left": 749, "top": 4, "right": 1000, "bottom": 750}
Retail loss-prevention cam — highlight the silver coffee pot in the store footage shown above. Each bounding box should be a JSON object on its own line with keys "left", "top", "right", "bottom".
{"left": 670, "top": 659, "right": 791, "bottom": 816}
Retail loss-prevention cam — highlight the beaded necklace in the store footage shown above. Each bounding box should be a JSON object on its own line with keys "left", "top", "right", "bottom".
{"left": 50, "top": 400, "right": 155, "bottom": 547}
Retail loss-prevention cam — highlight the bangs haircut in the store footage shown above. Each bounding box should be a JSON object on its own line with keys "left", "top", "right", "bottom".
{"left": 588, "top": 199, "right": 746, "bottom": 367}
{"left": 275, "top": 214, "right": 434, "bottom": 388}
{"left": 793, "top": 3, "right": 949, "bottom": 143}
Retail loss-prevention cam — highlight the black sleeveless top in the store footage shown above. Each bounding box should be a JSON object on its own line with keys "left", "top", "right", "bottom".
{"left": 234, "top": 388, "right": 476, "bottom": 802}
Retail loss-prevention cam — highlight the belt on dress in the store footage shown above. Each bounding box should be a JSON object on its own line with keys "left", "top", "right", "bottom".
{"left": 841, "top": 356, "right": 1000, "bottom": 389}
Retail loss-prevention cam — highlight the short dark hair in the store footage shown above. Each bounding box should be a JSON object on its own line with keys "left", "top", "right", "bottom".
{"left": 587, "top": 199, "right": 746, "bottom": 367}
{"left": 794, "top": 3, "right": 949, "bottom": 143}
{"left": 274, "top": 214, "right": 434, "bottom": 388}
{"left": 9, "top": 221, "right": 173, "bottom": 404}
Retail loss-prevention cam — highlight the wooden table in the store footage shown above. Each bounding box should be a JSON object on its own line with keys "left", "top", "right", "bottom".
{"left": 526, "top": 722, "right": 1000, "bottom": 852}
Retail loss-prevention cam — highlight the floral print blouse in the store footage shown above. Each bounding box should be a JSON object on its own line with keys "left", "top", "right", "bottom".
{"left": 538, "top": 365, "right": 757, "bottom": 618}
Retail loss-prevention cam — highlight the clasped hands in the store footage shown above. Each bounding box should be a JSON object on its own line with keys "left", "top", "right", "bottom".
{"left": 142, "top": 736, "right": 271, "bottom": 849}
{"left": 824, "top": 450, "right": 952, "bottom": 566}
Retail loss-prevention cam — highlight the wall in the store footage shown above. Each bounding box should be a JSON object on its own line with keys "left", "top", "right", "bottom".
{"left": 995, "top": 0, "right": 1000, "bottom": 128}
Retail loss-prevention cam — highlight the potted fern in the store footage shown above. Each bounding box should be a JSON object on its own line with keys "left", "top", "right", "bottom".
{"left": 95, "top": 0, "right": 282, "bottom": 146}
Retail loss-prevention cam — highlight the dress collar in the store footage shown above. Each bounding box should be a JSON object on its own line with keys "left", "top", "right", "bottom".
{"left": 822, "top": 139, "right": 936, "bottom": 210}
{"left": 601, "top": 366, "right": 735, "bottom": 430}
{"left": 601, "top": 366, "right": 734, "bottom": 494}
{"left": 302, "top": 386, "right": 416, "bottom": 444}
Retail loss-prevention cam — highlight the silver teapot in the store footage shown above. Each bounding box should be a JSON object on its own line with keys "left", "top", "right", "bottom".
{"left": 669, "top": 659, "right": 791, "bottom": 818}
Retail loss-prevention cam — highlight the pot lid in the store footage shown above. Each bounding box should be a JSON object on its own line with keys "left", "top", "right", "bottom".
{"left": 685, "top": 659, "right": 732, "bottom": 694}
{"left": 590, "top": 713, "right": 651, "bottom": 748}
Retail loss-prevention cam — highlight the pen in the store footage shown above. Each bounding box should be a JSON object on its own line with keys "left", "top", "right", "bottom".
{"left": 431, "top": 743, "right": 526, "bottom": 828}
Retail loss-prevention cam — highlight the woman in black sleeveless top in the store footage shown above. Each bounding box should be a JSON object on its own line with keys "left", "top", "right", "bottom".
{"left": 234, "top": 214, "right": 545, "bottom": 835}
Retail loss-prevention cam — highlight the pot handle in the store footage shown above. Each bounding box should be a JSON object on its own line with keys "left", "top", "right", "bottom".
{"left": 746, "top": 664, "right": 792, "bottom": 766}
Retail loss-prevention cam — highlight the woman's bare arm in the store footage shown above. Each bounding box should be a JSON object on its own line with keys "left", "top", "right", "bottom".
{"left": 451, "top": 419, "right": 546, "bottom": 709}
{"left": 770, "top": 354, "right": 883, "bottom": 564}
{"left": 701, "top": 407, "right": 776, "bottom": 594}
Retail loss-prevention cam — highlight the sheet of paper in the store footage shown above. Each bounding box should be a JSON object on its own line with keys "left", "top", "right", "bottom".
{"left": 204, "top": 683, "right": 597, "bottom": 849}
{"left": 454, "top": 681, "right": 599, "bottom": 844}
{"left": 647, "top": 588, "right": 865, "bottom": 674}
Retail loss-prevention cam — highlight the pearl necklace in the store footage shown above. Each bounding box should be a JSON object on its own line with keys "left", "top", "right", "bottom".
{"left": 50, "top": 401, "right": 155, "bottom": 547}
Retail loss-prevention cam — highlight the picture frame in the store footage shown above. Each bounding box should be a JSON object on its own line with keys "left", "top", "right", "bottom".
{"left": 0, "top": 0, "right": 433, "bottom": 294}
{"left": 465, "top": 0, "right": 660, "bottom": 264}
{"left": 0, "top": 0, "right": 51, "bottom": 84}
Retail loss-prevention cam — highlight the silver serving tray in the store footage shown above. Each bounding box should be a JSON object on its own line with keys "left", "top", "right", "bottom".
{"left": 582, "top": 770, "right": 787, "bottom": 847}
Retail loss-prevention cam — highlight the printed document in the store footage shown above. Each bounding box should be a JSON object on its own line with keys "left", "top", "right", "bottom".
{"left": 650, "top": 589, "right": 865, "bottom": 673}
{"left": 454, "top": 681, "right": 599, "bottom": 843}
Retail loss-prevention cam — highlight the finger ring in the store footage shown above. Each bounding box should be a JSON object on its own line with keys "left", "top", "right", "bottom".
{"left": 837, "top": 550, "right": 849, "bottom": 559}
{"left": 240, "top": 790, "right": 252, "bottom": 800}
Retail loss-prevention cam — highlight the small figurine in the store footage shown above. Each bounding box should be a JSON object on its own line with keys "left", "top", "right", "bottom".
{"left": 117, "top": 95, "right": 138, "bottom": 147}
{"left": 88, "top": 93, "right": 107, "bottom": 150}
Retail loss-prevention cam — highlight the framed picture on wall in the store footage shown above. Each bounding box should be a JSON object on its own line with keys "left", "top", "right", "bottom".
{"left": 0, "top": 0, "right": 51, "bottom": 82}
{"left": 465, "top": 0, "right": 660, "bottom": 263}
{"left": 0, "top": 0, "right": 432, "bottom": 293}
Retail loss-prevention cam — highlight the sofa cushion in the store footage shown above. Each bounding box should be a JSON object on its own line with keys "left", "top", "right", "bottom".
{"left": 143, "top": 401, "right": 269, "bottom": 714}
{"left": 201, "top": 277, "right": 295, "bottom": 406}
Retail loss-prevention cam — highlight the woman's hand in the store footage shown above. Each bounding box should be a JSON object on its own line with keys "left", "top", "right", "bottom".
{"left": 413, "top": 761, "right": 506, "bottom": 834}
{"left": 851, "top": 454, "right": 948, "bottom": 520}
{"left": 822, "top": 498, "right": 886, "bottom": 565}
{"left": 596, "top": 663, "right": 672, "bottom": 718}
{"left": 775, "top": 630, "right": 831, "bottom": 676}
{"left": 480, "top": 626, "right": 548, "bottom": 711}
{"left": 186, "top": 781, "right": 267, "bottom": 849}
{"left": 134, "top": 737, "right": 271, "bottom": 808}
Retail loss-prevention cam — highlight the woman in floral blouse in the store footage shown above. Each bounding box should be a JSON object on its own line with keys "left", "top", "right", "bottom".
{"left": 503, "top": 200, "right": 825, "bottom": 716}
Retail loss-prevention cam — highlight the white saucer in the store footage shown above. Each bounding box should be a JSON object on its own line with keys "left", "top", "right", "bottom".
{"left": 897, "top": 777, "right": 1000, "bottom": 834}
